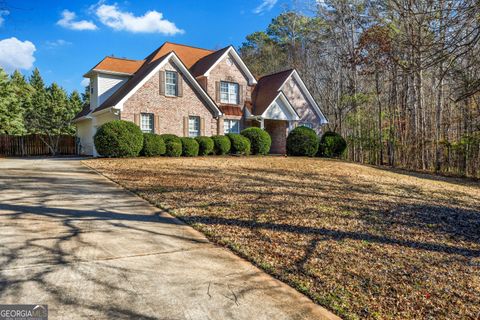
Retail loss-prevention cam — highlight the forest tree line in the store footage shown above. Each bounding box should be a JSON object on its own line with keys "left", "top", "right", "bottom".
{"left": 240, "top": 0, "right": 480, "bottom": 178}
{"left": 0, "top": 68, "right": 85, "bottom": 154}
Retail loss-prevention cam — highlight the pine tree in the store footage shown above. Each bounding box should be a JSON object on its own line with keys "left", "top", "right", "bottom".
{"left": 81, "top": 84, "right": 90, "bottom": 107}
{"left": 11, "top": 70, "right": 33, "bottom": 134}
{"left": 26, "top": 68, "right": 48, "bottom": 135}
{"left": 0, "top": 68, "right": 23, "bottom": 134}
{"left": 67, "top": 90, "right": 83, "bottom": 135}
{"left": 29, "top": 68, "right": 45, "bottom": 91}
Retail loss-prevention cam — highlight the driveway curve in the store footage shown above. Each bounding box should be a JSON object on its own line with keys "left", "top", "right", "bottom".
{"left": 0, "top": 158, "right": 338, "bottom": 320}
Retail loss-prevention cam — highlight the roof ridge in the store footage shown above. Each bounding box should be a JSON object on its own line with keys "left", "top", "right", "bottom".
{"left": 189, "top": 46, "right": 232, "bottom": 77}
{"left": 259, "top": 68, "right": 295, "bottom": 80}
{"left": 190, "top": 46, "right": 230, "bottom": 67}
{"left": 205, "top": 45, "right": 231, "bottom": 57}
{"left": 105, "top": 56, "right": 144, "bottom": 62}
{"left": 163, "top": 41, "right": 215, "bottom": 52}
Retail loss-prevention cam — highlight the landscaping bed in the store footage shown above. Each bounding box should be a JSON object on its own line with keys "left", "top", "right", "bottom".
{"left": 85, "top": 156, "right": 480, "bottom": 320}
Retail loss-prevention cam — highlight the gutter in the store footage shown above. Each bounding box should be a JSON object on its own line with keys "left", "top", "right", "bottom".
{"left": 72, "top": 115, "right": 92, "bottom": 123}
{"left": 83, "top": 69, "right": 135, "bottom": 78}
{"left": 91, "top": 107, "right": 118, "bottom": 116}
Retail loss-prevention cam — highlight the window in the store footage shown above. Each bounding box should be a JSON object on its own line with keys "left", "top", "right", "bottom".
{"left": 300, "top": 122, "right": 313, "bottom": 129}
{"left": 224, "top": 119, "right": 240, "bottom": 134}
{"left": 140, "top": 113, "right": 154, "bottom": 133}
{"left": 220, "top": 81, "right": 239, "bottom": 104}
{"left": 189, "top": 116, "right": 200, "bottom": 137}
{"left": 165, "top": 71, "right": 178, "bottom": 96}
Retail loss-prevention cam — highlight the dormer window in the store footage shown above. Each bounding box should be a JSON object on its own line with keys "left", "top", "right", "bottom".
{"left": 220, "top": 81, "right": 239, "bottom": 105}
{"left": 165, "top": 71, "right": 178, "bottom": 96}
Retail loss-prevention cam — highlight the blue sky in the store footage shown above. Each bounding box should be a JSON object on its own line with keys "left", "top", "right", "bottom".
{"left": 0, "top": 0, "right": 286, "bottom": 93}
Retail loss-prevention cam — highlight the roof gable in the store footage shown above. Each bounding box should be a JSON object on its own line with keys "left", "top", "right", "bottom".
{"left": 252, "top": 69, "right": 328, "bottom": 124}
{"left": 93, "top": 52, "right": 222, "bottom": 117}
{"left": 252, "top": 69, "right": 294, "bottom": 115}
{"left": 145, "top": 42, "right": 214, "bottom": 68}
{"left": 190, "top": 46, "right": 257, "bottom": 85}
{"left": 262, "top": 92, "right": 300, "bottom": 121}
{"left": 190, "top": 46, "right": 230, "bottom": 77}
{"left": 281, "top": 70, "right": 328, "bottom": 124}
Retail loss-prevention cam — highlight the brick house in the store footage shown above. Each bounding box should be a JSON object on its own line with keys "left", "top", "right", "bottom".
{"left": 73, "top": 42, "right": 327, "bottom": 156}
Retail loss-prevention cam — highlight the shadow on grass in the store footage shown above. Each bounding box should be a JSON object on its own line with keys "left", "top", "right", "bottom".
{"left": 181, "top": 214, "right": 480, "bottom": 257}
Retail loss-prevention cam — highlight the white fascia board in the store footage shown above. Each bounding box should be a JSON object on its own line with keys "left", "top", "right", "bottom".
{"left": 204, "top": 46, "right": 257, "bottom": 85}
{"left": 84, "top": 69, "right": 134, "bottom": 78}
{"left": 115, "top": 52, "right": 222, "bottom": 117}
{"left": 290, "top": 70, "right": 328, "bottom": 124}
{"left": 91, "top": 107, "right": 113, "bottom": 116}
{"left": 261, "top": 92, "right": 300, "bottom": 121}
{"left": 72, "top": 114, "right": 92, "bottom": 123}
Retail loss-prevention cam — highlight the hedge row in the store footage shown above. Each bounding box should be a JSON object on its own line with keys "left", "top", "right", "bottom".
{"left": 94, "top": 120, "right": 272, "bottom": 158}
{"left": 286, "top": 126, "right": 347, "bottom": 157}
{"left": 93, "top": 120, "right": 346, "bottom": 158}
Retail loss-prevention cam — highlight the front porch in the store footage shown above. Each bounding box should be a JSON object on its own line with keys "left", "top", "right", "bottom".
{"left": 245, "top": 91, "right": 299, "bottom": 154}
{"left": 264, "top": 119, "right": 288, "bottom": 154}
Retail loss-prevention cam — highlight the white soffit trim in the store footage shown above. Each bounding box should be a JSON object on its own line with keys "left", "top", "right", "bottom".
{"left": 204, "top": 46, "right": 257, "bottom": 85}
{"left": 114, "top": 52, "right": 222, "bottom": 117}
{"left": 83, "top": 70, "right": 134, "bottom": 78}
{"left": 261, "top": 92, "right": 300, "bottom": 121}
{"left": 280, "top": 70, "right": 328, "bottom": 124}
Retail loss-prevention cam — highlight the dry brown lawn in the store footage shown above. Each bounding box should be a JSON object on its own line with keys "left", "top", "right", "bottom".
{"left": 85, "top": 156, "right": 480, "bottom": 320}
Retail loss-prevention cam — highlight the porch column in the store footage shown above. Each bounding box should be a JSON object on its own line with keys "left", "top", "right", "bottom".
{"left": 260, "top": 118, "right": 265, "bottom": 129}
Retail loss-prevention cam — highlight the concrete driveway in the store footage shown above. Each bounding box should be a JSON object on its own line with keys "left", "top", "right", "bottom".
{"left": 0, "top": 158, "right": 338, "bottom": 320}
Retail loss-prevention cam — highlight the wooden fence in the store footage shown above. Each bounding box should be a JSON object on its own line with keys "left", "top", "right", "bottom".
{"left": 0, "top": 134, "right": 77, "bottom": 157}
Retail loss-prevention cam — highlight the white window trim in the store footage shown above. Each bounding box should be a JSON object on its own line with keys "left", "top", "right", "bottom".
{"left": 189, "top": 116, "right": 200, "bottom": 137}
{"left": 165, "top": 70, "right": 178, "bottom": 97}
{"left": 220, "top": 81, "right": 239, "bottom": 105}
{"left": 140, "top": 113, "right": 154, "bottom": 133}
{"left": 224, "top": 119, "right": 240, "bottom": 134}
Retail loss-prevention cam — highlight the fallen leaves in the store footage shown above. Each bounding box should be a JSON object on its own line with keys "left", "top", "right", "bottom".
{"left": 85, "top": 156, "right": 480, "bottom": 320}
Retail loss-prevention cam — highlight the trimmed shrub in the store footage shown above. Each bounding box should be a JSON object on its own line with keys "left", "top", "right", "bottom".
{"left": 318, "top": 131, "right": 347, "bottom": 158}
{"left": 159, "top": 134, "right": 182, "bottom": 157}
{"left": 165, "top": 141, "right": 182, "bottom": 157}
{"left": 227, "top": 133, "right": 251, "bottom": 155}
{"left": 160, "top": 134, "right": 181, "bottom": 144}
{"left": 286, "top": 126, "right": 319, "bottom": 157}
{"left": 195, "top": 136, "right": 214, "bottom": 156}
{"left": 211, "top": 135, "right": 231, "bottom": 155}
{"left": 94, "top": 120, "right": 143, "bottom": 157}
{"left": 241, "top": 127, "right": 271, "bottom": 155}
{"left": 141, "top": 133, "right": 165, "bottom": 157}
{"left": 180, "top": 137, "right": 199, "bottom": 157}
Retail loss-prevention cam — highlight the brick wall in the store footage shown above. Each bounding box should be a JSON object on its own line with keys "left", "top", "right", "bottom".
{"left": 265, "top": 119, "right": 287, "bottom": 154}
{"left": 281, "top": 77, "right": 323, "bottom": 135}
{"left": 121, "top": 59, "right": 218, "bottom": 136}
{"left": 206, "top": 52, "right": 253, "bottom": 130}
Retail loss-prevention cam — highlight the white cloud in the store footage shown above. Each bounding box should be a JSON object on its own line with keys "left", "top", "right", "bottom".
{"left": 95, "top": 4, "right": 184, "bottom": 35}
{"left": 0, "top": 37, "right": 36, "bottom": 73}
{"left": 46, "top": 39, "right": 72, "bottom": 48}
{"left": 0, "top": 10, "right": 9, "bottom": 27}
{"left": 253, "top": 0, "right": 278, "bottom": 14}
{"left": 81, "top": 78, "right": 90, "bottom": 87}
{"left": 57, "top": 10, "right": 98, "bottom": 31}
